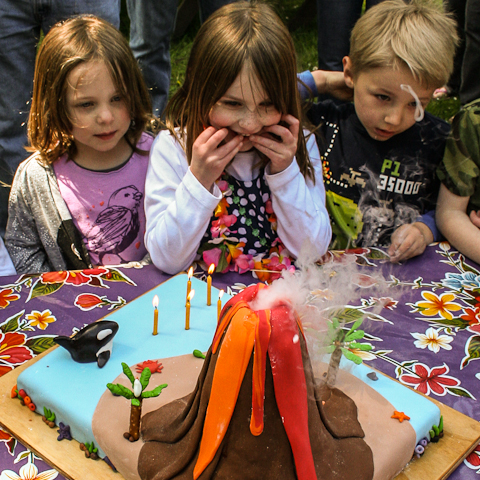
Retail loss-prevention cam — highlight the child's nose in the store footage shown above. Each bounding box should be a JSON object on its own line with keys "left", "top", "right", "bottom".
{"left": 238, "top": 110, "right": 263, "bottom": 134}
{"left": 384, "top": 106, "right": 404, "bottom": 126}
{"left": 97, "top": 105, "right": 114, "bottom": 123}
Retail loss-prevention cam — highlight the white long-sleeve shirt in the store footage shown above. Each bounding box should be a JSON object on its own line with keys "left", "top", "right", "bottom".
{"left": 144, "top": 129, "right": 331, "bottom": 274}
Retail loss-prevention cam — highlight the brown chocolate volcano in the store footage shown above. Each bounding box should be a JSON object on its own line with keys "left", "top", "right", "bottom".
{"left": 139, "top": 284, "right": 374, "bottom": 480}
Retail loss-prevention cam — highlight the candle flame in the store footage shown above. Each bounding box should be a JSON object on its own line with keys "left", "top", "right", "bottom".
{"left": 152, "top": 294, "right": 159, "bottom": 308}
{"left": 218, "top": 289, "right": 224, "bottom": 299}
{"left": 188, "top": 266, "right": 194, "bottom": 279}
{"left": 187, "top": 289, "right": 195, "bottom": 301}
{"left": 208, "top": 263, "right": 215, "bottom": 275}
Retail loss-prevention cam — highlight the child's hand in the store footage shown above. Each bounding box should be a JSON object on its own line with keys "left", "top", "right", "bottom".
{"left": 469, "top": 210, "right": 480, "bottom": 228}
{"left": 250, "top": 114, "right": 299, "bottom": 175}
{"left": 191, "top": 127, "right": 243, "bottom": 191}
{"left": 387, "top": 222, "right": 433, "bottom": 263}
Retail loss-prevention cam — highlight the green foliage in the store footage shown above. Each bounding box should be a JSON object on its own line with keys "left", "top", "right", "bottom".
{"left": 85, "top": 441, "right": 98, "bottom": 454}
{"left": 142, "top": 384, "right": 168, "bottom": 398}
{"left": 43, "top": 407, "right": 55, "bottom": 422}
{"left": 139, "top": 367, "right": 152, "bottom": 390}
{"left": 106, "top": 383, "right": 134, "bottom": 399}
{"left": 122, "top": 362, "right": 135, "bottom": 386}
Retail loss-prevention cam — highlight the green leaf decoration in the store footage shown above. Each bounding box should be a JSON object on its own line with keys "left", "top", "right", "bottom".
{"left": 349, "top": 342, "right": 373, "bottom": 351}
{"left": 193, "top": 349, "right": 206, "bottom": 359}
{"left": 131, "top": 398, "right": 141, "bottom": 407}
{"left": 121, "top": 362, "right": 135, "bottom": 385}
{"left": 43, "top": 407, "right": 55, "bottom": 421}
{"left": 345, "top": 330, "right": 365, "bottom": 342}
{"left": 439, "top": 416, "right": 443, "bottom": 433}
{"left": 216, "top": 250, "right": 229, "bottom": 274}
{"left": 325, "top": 307, "right": 364, "bottom": 324}
{"left": 424, "top": 317, "right": 471, "bottom": 330}
{"left": 107, "top": 383, "right": 134, "bottom": 399}
{"left": 142, "top": 384, "right": 168, "bottom": 398}
{"left": 340, "top": 347, "right": 363, "bottom": 365}
{"left": 27, "top": 279, "right": 64, "bottom": 302}
{"left": 0, "top": 311, "right": 24, "bottom": 333}
{"left": 460, "top": 335, "right": 480, "bottom": 369}
{"left": 139, "top": 367, "right": 152, "bottom": 390}
{"left": 446, "top": 386, "right": 476, "bottom": 400}
{"left": 101, "top": 268, "right": 137, "bottom": 286}
{"left": 25, "top": 336, "right": 57, "bottom": 354}
{"left": 366, "top": 247, "right": 391, "bottom": 260}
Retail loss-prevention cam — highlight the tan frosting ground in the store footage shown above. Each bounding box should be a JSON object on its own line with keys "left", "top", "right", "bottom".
{"left": 93, "top": 356, "right": 416, "bottom": 480}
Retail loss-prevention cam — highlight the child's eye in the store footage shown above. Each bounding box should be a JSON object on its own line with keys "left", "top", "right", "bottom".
{"left": 77, "top": 102, "right": 94, "bottom": 108}
{"left": 223, "top": 100, "right": 241, "bottom": 107}
{"left": 376, "top": 94, "right": 390, "bottom": 102}
{"left": 112, "top": 95, "right": 123, "bottom": 103}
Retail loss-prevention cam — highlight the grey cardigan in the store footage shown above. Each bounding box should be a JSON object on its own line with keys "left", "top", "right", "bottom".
{"left": 5, "top": 154, "right": 91, "bottom": 274}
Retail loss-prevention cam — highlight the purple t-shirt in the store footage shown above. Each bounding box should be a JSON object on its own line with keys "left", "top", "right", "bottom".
{"left": 53, "top": 132, "right": 153, "bottom": 266}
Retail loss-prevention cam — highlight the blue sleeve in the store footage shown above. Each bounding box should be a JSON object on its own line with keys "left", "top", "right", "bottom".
{"left": 417, "top": 210, "right": 442, "bottom": 242}
{"left": 297, "top": 71, "right": 319, "bottom": 101}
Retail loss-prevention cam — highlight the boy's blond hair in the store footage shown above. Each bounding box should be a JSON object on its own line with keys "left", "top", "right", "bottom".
{"left": 349, "top": 0, "right": 458, "bottom": 88}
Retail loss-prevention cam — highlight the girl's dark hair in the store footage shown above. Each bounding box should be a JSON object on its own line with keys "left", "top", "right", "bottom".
{"left": 28, "top": 15, "right": 155, "bottom": 164}
{"left": 164, "top": 1, "right": 314, "bottom": 180}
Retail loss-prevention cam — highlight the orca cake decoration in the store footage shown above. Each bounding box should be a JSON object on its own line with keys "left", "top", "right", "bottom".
{"left": 54, "top": 320, "right": 119, "bottom": 368}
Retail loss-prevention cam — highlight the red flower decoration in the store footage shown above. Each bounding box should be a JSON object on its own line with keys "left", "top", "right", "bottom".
{"left": 0, "top": 288, "right": 20, "bottom": 309}
{"left": 41, "top": 268, "right": 107, "bottom": 286}
{"left": 0, "top": 332, "right": 33, "bottom": 371}
{"left": 399, "top": 362, "right": 460, "bottom": 396}
{"left": 74, "top": 294, "right": 105, "bottom": 311}
{"left": 465, "top": 443, "right": 480, "bottom": 470}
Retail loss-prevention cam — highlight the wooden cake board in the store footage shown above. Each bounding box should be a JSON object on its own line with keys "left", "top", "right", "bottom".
{"left": 1, "top": 348, "right": 480, "bottom": 480}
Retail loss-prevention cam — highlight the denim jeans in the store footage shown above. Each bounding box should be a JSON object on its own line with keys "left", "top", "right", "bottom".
{"left": 126, "top": 0, "right": 238, "bottom": 118}
{"left": 316, "top": 0, "right": 384, "bottom": 71}
{"left": 0, "top": 0, "right": 120, "bottom": 236}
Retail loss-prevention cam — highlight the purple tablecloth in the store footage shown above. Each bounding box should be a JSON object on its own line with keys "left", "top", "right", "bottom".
{"left": 0, "top": 243, "right": 479, "bottom": 479}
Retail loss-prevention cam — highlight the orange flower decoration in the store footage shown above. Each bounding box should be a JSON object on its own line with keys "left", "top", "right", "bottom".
{"left": 0, "top": 288, "right": 20, "bottom": 309}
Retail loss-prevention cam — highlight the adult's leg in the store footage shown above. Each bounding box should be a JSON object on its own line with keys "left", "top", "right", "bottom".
{"left": 198, "top": 0, "right": 238, "bottom": 23}
{"left": 0, "top": 0, "right": 40, "bottom": 236}
{"left": 444, "top": 0, "right": 466, "bottom": 96}
{"left": 127, "top": 0, "right": 177, "bottom": 117}
{"left": 316, "top": 0, "right": 383, "bottom": 71}
{"left": 45, "top": 0, "right": 120, "bottom": 31}
{"left": 459, "top": 0, "right": 480, "bottom": 104}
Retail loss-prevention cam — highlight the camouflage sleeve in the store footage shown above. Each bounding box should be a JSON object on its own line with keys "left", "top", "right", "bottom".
{"left": 437, "top": 101, "right": 480, "bottom": 198}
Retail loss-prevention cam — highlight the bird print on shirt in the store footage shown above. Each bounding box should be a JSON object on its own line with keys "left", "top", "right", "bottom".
{"left": 86, "top": 185, "right": 142, "bottom": 263}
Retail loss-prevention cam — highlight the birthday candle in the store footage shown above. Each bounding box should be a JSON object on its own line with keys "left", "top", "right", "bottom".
{"left": 207, "top": 264, "right": 214, "bottom": 306}
{"left": 186, "top": 266, "right": 193, "bottom": 306}
{"left": 152, "top": 295, "right": 159, "bottom": 335}
{"left": 186, "top": 289, "right": 195, "bottom": 330}
{"left": 217, "top": 289, "right": 224, "bottom": 323}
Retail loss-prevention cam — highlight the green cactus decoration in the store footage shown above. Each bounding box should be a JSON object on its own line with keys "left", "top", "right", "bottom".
{"left": 107, "top": 362, "right": 167, "bottom": 442}
{"left": 193, "top": 349, "right": 206, "bottom": 359}
{"left": 43, "top": 407, "right": 55, "bottom": 423}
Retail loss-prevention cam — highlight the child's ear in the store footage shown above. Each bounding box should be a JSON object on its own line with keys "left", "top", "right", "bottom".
{"left": 343, "top": 56, "right": 355, "bottom": 89}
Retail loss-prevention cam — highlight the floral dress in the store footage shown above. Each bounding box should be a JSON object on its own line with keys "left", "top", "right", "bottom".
{"left": 197, "top": 171, "right": 294, "bottom": 281}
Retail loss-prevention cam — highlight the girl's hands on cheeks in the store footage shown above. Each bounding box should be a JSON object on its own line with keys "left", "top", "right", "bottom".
{"left": 190, "top": 126, "right": 243, "bottom": 191}
{"left": 250, "top": 114, "right": 299, "bottom": 175}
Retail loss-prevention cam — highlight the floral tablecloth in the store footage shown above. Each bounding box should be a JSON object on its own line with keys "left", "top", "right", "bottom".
{"left": 0, "top": 243, "right": 479, "bottom": 479}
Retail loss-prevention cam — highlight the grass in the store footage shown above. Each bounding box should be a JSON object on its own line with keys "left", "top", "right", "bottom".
{"left": 120, "top": 0, "right": 460, "bottom": 122}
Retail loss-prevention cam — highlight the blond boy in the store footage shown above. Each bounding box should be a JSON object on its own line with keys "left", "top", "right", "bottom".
{"left": 299, "top": 0, "right": 458, "bottom": 262}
